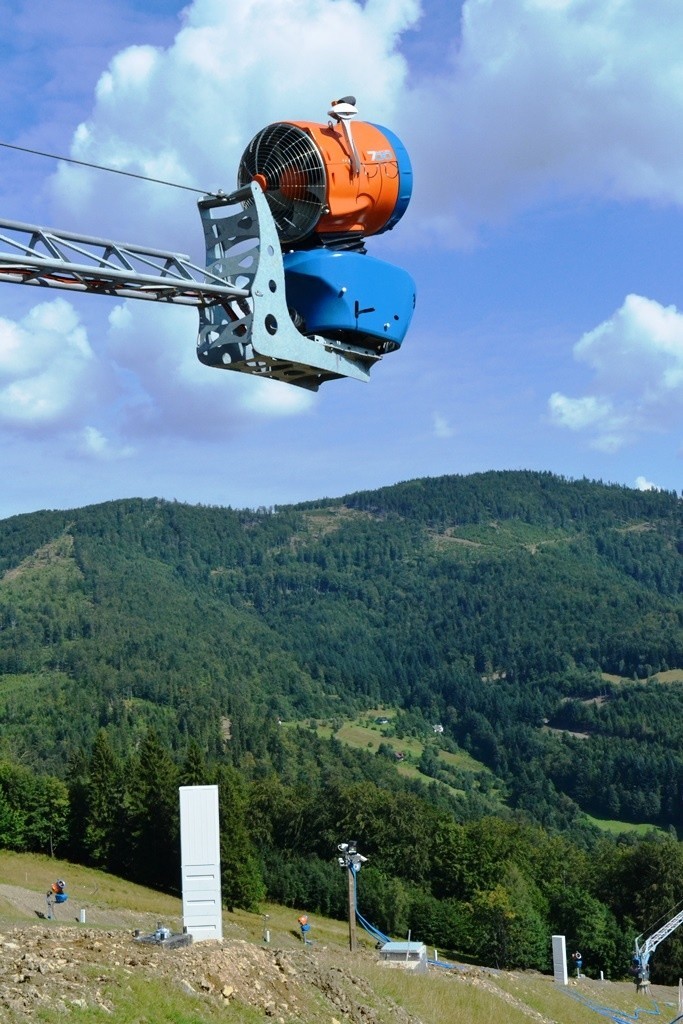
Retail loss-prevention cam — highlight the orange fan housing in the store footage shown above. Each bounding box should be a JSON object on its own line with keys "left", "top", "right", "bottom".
{"left": 286, "top": 119, "right": 402, "bottom": 237}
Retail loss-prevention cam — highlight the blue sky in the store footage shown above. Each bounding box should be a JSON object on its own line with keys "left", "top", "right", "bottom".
{"left": 1, "top": 0, "right": 682, "bottom": 519}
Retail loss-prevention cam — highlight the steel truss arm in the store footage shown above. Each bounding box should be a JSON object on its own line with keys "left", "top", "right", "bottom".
{"left": 0, "top": 217, "right": 245, "bottom": 305}
{"left": 636, "top": 907, "right": 683, "bottom": 968}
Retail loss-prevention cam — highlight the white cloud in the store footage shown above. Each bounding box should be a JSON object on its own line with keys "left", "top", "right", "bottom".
{"left": 50, "top": 0, "right": 419, "bottom": 248}
{"left": 32, "top": 0, "right": 415, "bottom": 441}
{"left": 240, "top": 378, "right": 315, "bottom": 417}
{"left": 27, "top": 0, "right": 683, "bottom": 249}
{"left": 575, "top": 294, "right": 683, "bottom": 393}
{"left": 548, "top": 393, "right": 615, "bottom": 432}
{"left": 79, "top": 426, "right": 135, "bottom": 461}
{"left": 106, "top": 300, "right": 313, "bottom": 439}
{"left": 0, "top": 299, "right": 100, "bottom": 430}
{"left": 547, "top": 393, "right": 628, "bottom": 452}
{"left": 433, "top": 412, "right": 455, "bottom": 438}
{"left": 10, "top": 0, "right": 683, "bottom": 473}
{"left": 635, "top": 475, "right": 659, "bottom": 492}
{"left": 549, "top": 293, "right": 683, "bottom": 450}
{"left": 405, "top": 0, "right": 683, "bottom": 241}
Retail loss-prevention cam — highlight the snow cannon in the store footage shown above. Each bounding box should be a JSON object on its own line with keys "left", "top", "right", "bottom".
{"left": 237, "top": 97, "right": 415, "bottom": 353}
{"left": 0, "top": 98, "right": 415, "bottom": 390}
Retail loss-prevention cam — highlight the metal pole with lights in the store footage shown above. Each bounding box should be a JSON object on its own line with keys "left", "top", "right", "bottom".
{"left": 337, "top": 841, "right": 368, "bottom": 952}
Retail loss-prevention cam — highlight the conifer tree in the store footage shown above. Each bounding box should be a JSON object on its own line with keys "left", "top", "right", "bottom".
{"left": 83, "top": 730, "right": 125, "bottom": 871}
{"left": 126, "top": 729, "right": 179, "bottom": 891}
{"left": 214, "top": 764, "right": 265, "bottom": 912}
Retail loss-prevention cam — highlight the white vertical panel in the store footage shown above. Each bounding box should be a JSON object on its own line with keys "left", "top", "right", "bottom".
{"left": 552, "top": 935, "right": 568, "bottom": 985}
{"left": 179, "top": 785, "right": 222, "bottom": 941}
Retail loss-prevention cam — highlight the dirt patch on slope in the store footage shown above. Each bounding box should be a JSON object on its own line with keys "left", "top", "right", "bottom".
{"left": 0, "top": 922, "right": 423, "bottom": 1024}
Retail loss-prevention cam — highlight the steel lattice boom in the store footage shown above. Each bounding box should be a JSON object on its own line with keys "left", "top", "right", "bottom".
{"left": 0, "top": 217, "right": 246, "bottom": 306}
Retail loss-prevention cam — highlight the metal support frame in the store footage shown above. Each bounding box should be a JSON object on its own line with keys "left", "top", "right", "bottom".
{"left": 197, "top": 183, "right": 378, "bottom": 390}
{"left": 337, "top": 840, "right": 368, "bottom": 952}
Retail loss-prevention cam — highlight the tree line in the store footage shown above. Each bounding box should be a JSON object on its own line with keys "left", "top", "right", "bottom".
{"left": 3, "top": 725, "right": 683, "bottom": 983}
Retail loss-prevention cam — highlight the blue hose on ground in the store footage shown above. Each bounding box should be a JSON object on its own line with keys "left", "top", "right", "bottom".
{"left": 565, "top": 988, "right": 666, "bottom": 1024}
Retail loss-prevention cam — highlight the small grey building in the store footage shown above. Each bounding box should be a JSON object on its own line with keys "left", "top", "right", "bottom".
{"left": 379, "top": 941, "right": 428, "bottom": 972}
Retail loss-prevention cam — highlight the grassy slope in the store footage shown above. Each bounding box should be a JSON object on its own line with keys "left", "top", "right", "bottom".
{"left": 0, "top": 852, "right": 673, "bottom": 1024}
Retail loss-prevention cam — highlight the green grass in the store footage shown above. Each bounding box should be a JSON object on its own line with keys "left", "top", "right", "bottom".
{"left": 365, "top": 964, "right": 541, "bottom": 1024}
{"left": 492, "top": 971, "right": 672, "bottom": 1024}
{"left": 232, "top": 899, "right": 377, "bottom": 952}
{"left": 34, "top": 972, "right": 264, "bottom": 1024}
{"left": 431, "top": 520, "right": 573, "bottom": 556}
{"left": 0, "top": 850, "right": 182, "bottom": 917}
{"left": 652, "top": 669, "right": 683, "bottom": 683}
{"left": 602, "top": 670, "right": 683, "bottom": 685}
{"left": 439, "top": 747, "right": 492, "bottom": 773}
{"left": 0, "top": 672, "right": 60, "bottom": 699}
{"left": 584, "top": 814, "right": 664, "bottom": 836}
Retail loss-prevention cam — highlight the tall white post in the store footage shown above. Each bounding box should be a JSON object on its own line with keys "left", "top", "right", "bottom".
{"left": 552, "top": 935, "right": 568, "bottom": 985}
{"left": 179, "top": 785, "right": 222, "bottom": 941}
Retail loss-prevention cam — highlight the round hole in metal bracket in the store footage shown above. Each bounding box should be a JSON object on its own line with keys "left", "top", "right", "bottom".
{"left": 269, "top": 279, "right": 277, "bottom": 293}
{"left": 265, "top": 314, "right": 278, "bottom": 335}
{"left": 267, "top": 244, "right": 275, "bottom": 256}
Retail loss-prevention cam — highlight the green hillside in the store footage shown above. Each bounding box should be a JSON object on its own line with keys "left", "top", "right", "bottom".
{"left": 1, "top": 471, "right": 680, "bottom": 826}
{"left": 0, "top": 471, "right": 682, "bottom": 981}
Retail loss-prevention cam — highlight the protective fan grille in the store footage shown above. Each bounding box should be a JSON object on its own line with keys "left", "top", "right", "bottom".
{"left": 238, "top": 123, "right": 327, "bottom": 244}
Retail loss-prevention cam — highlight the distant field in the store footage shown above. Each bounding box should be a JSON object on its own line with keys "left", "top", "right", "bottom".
{"left": 429, "top": 520, "right": 574, "bottom": 560}
{"left": 652, "top": 669, "right": 683, "bottom": 683}
{"left": 584, "top": 814, "right": 664, "bottom": 836}
{"left": 339, "top": 723, "right": 429, "bottom": 759}
{"left": 602, "top": 670, "right": 683, "bottom": 684}
{"left": 288, "top": 711, "right": 501, "bottom": 806}
{"left": 439, "top": 748, "right": 490, "bottom": 772}
{"left": 0, "top": 672, "right": 55, "bottom": 699}
{"left": 312, "top": 717, "right": 490, "bottom": 771}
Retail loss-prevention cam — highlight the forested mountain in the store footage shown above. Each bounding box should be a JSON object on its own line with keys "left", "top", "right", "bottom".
{"left": 0, "top": 471, "right": 682, "bottom": 978}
